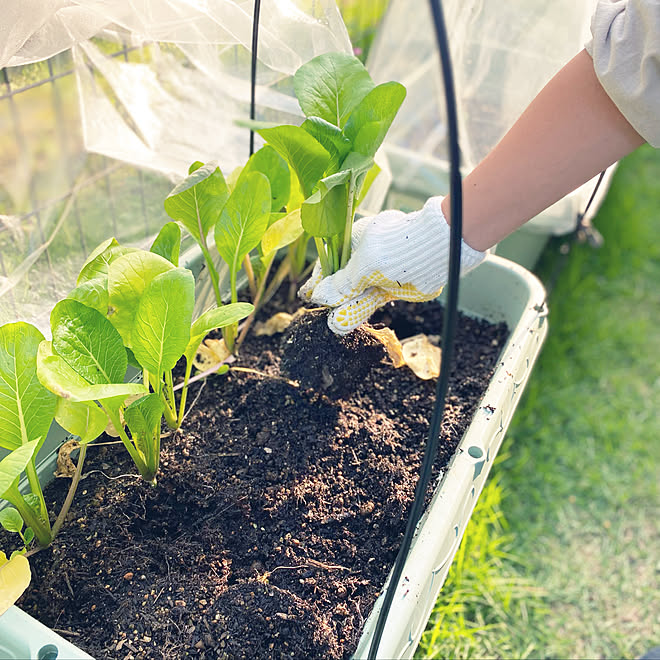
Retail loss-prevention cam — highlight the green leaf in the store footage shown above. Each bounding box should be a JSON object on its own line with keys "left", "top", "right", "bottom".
{"left": 77, "top": 238, "right": 138, "bottom": 285}
{"left": 301, "top": 117, "right": 351, "bottom": 172}
{"left": 164, "top": 162, "right": 229, "bottom": 244}
{"left": 55, "top": 399, "right": 107, "bottom": 445}
{"left": 293, "top": 53, "right": 375, "bottom": 128}
{"left": 243, "top": 146, "right": 290, "bottom": 212}
{"left": 256, "top": 126, "right": 330, "bottom": 198}
{"left": 124, "top": 393, "right": 164, "bottom": 460}
{"left": 107, "top": 251, "right": 174, "bottom": 347}
{"left": 131, "top": 269, "right": 195, "bottom": 375}
{"left": 184, "top": 303, "right": 254, "bottom": 364}
{"left": 66, "top": 278, "right": 109, "bottom": 316}
{"left": 0, "top": 440, "right": 39, "bottom": 499}
{"left": 0, "top": 323, "right": 56, "bottom": 452}
{"left": 150, "top": 222, "right": 181, "bottom": 266}
{"left": 37, "top": 341, "right": 146, "bottom": 403}
{"left": 356, "top": 162, "right": 382, "bottom": 207}
{"left": 23, "top": 528, "right": 34, "bottom": 545}
{"left": 343, "top": 82, "right": 406, "bottom": 157}
{"left": 23, "top": 494, "right": 40, "bottom": 515}
{"left": 261, "top": 208, "right": 304, "bottom": 255}
{"left": 214, "top": 172, "right": 272, "bottom": 280}
{"left": 51, "top": 300, "right": 127, "bottom": 386}
{"left": 301, "top": 184, "right": 348, "bottom": 238}
{"left": 0, "top": 508, "right": 23, "bottom": 534}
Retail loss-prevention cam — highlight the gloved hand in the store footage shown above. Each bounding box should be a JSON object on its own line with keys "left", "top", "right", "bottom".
{"left": 299, "top": 197, "right": 486, "bottom": 335}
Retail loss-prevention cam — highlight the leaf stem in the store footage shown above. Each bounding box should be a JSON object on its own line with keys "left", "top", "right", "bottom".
{"left": 177, "top": 359, "right": 194, "bottom": 428}
{"left": 200, "top": 245, "right": 222, "bottom": 307}
{"left": 243, "top": 255, "right": 258, "bottom": 300}
{"left": 314, "top": 237, "right": 332, "bottom": 277}
{"left": 52, "top": 444, "right": 87, "bottom": 538}
{"left": 25, "top": 461, "right": 50, "bottom": 533}
{"left": 101, "top": 404, "right": 149, "bottom": 479}
{"left": 340, "top": 172, "right": 357, "bottom": 269}
{"left": 4, "top": 484, "right": 52, "bottom": 548}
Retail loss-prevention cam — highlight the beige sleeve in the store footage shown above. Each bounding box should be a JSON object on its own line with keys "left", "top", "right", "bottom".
{"left": 585, "top": 0, "right": 660, "bottom": 147}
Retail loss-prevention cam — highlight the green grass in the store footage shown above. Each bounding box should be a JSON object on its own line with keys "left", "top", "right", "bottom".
{"left": 418, "top": 146, "right": 660, "bottom": 658}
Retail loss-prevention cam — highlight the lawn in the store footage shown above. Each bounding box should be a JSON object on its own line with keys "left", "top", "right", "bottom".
{"left": 418, "top": 145, "right": 660, "bottom": 659}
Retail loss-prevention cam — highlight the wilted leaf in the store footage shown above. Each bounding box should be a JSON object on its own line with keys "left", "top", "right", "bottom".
{"left": 401, "top": 334, "right": 442, "bottom": 380}
{"left": 364, "top": 326, "right": 405, "bottom": 368}
{"left": 254, "top": 312, "right": 295, "bottom": 336}
{"left": 55, "top": 439, "right": 80, "bottom": 478}
{"left": 193, "top": 338, "right": 231, "bottom": 372}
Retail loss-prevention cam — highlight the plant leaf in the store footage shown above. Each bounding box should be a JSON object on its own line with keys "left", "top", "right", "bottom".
{"left": 55, "top": 399, "right": 107, "bottom": 445}
{"left": 0, "top": 323, "right": 56, "bottom": 452}
{"left": 0, "top": 440, "right": 40, "bottom": 499}
{"left": 131, "top": 269, "right": 195, "bottom": 375}
{"left": 261, "top": 208, "right": 304, "bottom": 256}
{"left": 255, "top": 126, "right": 330, "bottom": 198}
{"left": 356, "top": 162, "right": 382, "bottom": 207}
{"left": 301, "top": 182, "right": 349, "bottom": 239}
{"left": 37, "top": 342, "right": 146, "bottom": 404}
{"left": 293, "top": 53, "right": 374, "bottom": 128}
{"left": 0, "top": 508, "right": 23, "bottom": 534}
{"left": 107, "top": 251, "right": 174, "bottom": 347}
{"left": 184, "top": 303, "right": 254, "bottom": 364}
{"left": 343, "top": 82, "right": 406, "bottom": 157}
{"left": 243, "top": 146, "right": 290, "bottom": 212}
{"left": 214, "top": 172, "right": 272, "bottom": 280}
{"left": 164, "top": 162, "right": 229, "bottom": 244}
{"left": 23, "top": 528, "right": 34, "bottom": 545}
{"left": 301, "top": 117, "right": 351, "bottom": 172}
{"left": 51, "top": 300, "right": 127, "bottom": 386}
{"left": 124, "top": 394, "right": 164, "bottom": 462}
{"left": 150, "top": 222, "right": 181, "bottom": 266}
{"left": 66, "top": 278, "right": 109, "bottom": 315}
{"left": 0, "top": 552, "right": 31, "bottom": 617}
{"left": 77, "top": 238, "right": 138, "bottom": 285}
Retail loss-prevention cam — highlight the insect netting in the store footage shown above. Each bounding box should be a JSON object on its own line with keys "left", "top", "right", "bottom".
{"left": 368, "top": 0, "right": 608, "bottom": 237}
{"left": 1, "top": 0, "right": 395, "bottom": 332}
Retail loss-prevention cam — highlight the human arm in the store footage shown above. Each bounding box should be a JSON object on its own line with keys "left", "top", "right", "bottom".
{"left": 443, "top": 49, "right": 645, "bottom": 251}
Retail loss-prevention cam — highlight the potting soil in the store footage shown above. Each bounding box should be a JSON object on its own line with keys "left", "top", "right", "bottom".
{"left": 12, "top": 298, "right": 508, "bottom": 659}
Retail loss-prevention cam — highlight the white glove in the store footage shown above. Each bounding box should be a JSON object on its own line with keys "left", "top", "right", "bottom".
{"left": 300, "top": 197, "right": 486, "bottom": 335}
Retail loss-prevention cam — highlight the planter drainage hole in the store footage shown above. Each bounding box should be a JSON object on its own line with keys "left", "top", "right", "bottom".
{"left": 468, "top": 446, "right": 483, "bottom": 459}
{"left": 38, "top": 645, "right": 59, "bottom": 660}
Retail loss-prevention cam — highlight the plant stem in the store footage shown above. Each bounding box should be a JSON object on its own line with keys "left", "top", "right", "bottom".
{"left": 243, "top": 255, "right": 258, "bottom": 300}
{"left": 52, "top": 444, "right": 87, "bottom": 538}
{"left": 200, "top": 245, "right": 222, "bottom": 307}
{"left": 340, "top": 172, "right": 357, "bottom": 269}
{"left": 235, "top": 252, "right": 276, "bottom": 352}
{"left": 177, "top": 359, "right": 194, "bottom": 428}
{"left": 163, "top": 370, "right": 178, "bottom": 430}
{"left": 102, "top": 404, "right": 149, "bottom": 479}
{"left": 5, "top": 485, "right": 51, "bottom": 548}
{"left": 25, "top": 461, "right": 50, "bottom": 532}
{"left": 314, "top": 237, "right": 332, "bottom": 277}
{"left": 262, "top": 259, "right": 291, "bottom": 308}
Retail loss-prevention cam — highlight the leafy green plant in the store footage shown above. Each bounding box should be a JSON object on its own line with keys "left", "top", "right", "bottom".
{"left": 36, "top": 238, "right": 252, "bottom": 483}
{"left": 0, "top": 323, "right": 106, "bottom": 549}
{"left": 252, "top": 52, "right": 406, "bottom": 277}
{"left": 164, "top": 151, "right": 301, "bottom": 351}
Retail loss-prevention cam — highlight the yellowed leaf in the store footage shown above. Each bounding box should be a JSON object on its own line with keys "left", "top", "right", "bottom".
{"left": 254, "top": 312, "right": 295, "bottom": 336}
{"left": 0, "top": 553, "right": 31, "bottom": 616}
{"left": 193, "top": 338, "right": 231, "bottom": 371}
{"left": 401, "top": 334, "right": 442, "bottom": 380}
{"left": 55, "top": 439, "right": 81, "bottom": 478}
{"left": 364, "top": 326, "right": 405, "bottom": 368}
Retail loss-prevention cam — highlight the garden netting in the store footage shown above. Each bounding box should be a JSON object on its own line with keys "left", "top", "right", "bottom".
{"left": 1, "top": 0, "right": 606, "bottom": 333}
{"left": 368, "top": 0, "right": 609, "bottom": 237}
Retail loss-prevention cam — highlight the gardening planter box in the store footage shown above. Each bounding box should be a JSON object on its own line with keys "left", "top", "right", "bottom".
{"left": 1, "top": 254, "right": 546, "bottom": 659}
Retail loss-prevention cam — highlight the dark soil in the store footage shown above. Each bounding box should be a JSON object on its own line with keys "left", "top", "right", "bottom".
{"left": 12, "top": 299, "right": 508, "bottom": 660}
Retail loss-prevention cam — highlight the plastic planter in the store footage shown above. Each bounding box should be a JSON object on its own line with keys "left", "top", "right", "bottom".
{"left": 1, "top": 252, "right": 546, "bottom": 659}
{"left": 0, "top": 606, "right": 93, "bottom": 659}
{"left": 354, "top": 254, "right": 548, "bottom": 659}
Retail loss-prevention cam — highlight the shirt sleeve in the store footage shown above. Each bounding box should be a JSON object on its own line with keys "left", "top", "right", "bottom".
{"left": 585, "top": 0, "right": 660, "bottom": 147}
